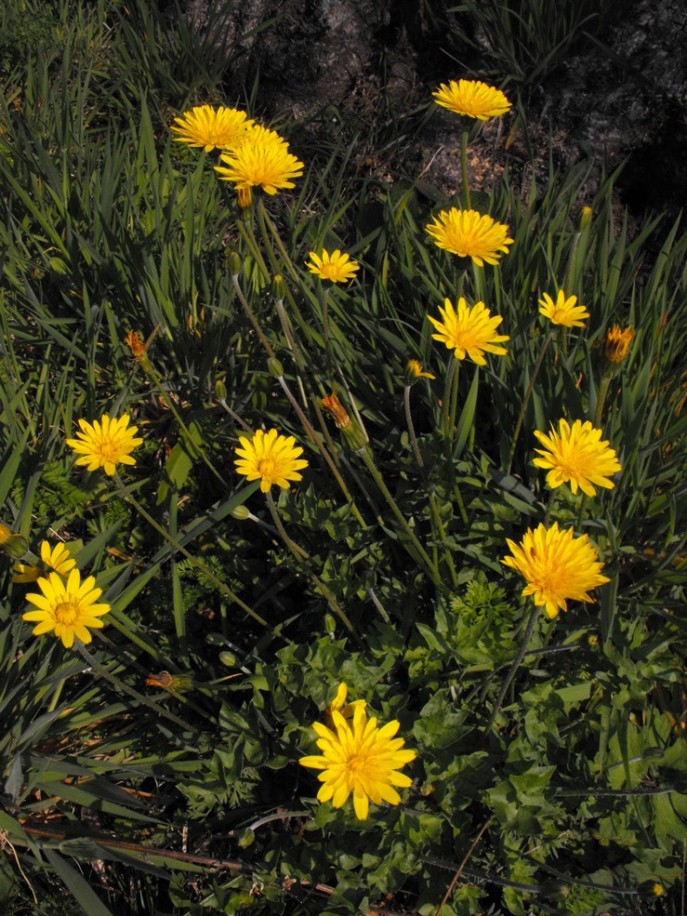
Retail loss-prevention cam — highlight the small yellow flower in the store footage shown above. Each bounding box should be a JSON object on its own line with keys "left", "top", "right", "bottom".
{"left": 425, "top": 208, "right": 514, "bottom": 267}
{"left": 432, "top": 79, "right": 511, "bottom": 121}
{"left": 215, "top": 138, "right": 304, "bottom": 195}
{"left": 66, "top": 414, "right": 143, "bottom": 477}
{"left": 0, "top": 523, "right": 11, "bottom": 547}
{"left": 23, "top": 569, "right": 111, "bottom": 648}
{"left": 13, "top": 540, "right": 77, "bottom": 584}
{"left": 502, "top": 521, "right": 610, "bottom": 620}
{"left": 406, "top": 360, "right": 436, "bottom": 383}
{"left": 299, "top": 686, "right": 417, "bottom": 820}
{"left": 305, "top": 249, "right": 360, "bottom": 284}
{"left": 427, "top": 297, "right": 509, "bottom": 366}
{"left": 171, "top": 104, "right": 253, "bottom": 152}
{"left": 604, "top": 325, "right": 635, "bottom": 364}
{"left": 533, "top": 419, "right": 622, "bottom": 497}
{"left": 538, "top": 290, "right": 590, "bottom": 328}
{"left": 234, "top": 428, "right": 308, "bottom": 493}
{"left": 326, "top": 682, "right": 367, "bottom": 726}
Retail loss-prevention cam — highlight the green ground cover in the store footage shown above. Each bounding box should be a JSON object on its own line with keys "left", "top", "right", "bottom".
{"left": 0, "top": 1, "right": 686, "bottom": 913}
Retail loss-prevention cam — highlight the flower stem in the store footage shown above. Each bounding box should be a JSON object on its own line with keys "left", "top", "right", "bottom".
{"left": 265, "top": 492, "right": 355, "bottom": 633}
{"left": 74, "top": 640, "right": 196, "bottom": 733}
{"left": 231, "top": 273, "right": 276, "bottom": 359}
{"left": 487, "top": 604, "right": 540, "bottom": 731}
{"left": 508, "top": 330, "right": 554, "bottom": 472}
{"left": 594, "top": 372, "right": 612, "bottom": 429}
{"left": 440, "top": 358, "right": 459, "bottom": 439}
{"left": 112, "top": 473, "right": 271, "bottom": 631}
{"left": 460, "top": 129, "right": 472, "bottom": 210}
{"left": 358, "top": 447, "right": 443, "bottom": 587}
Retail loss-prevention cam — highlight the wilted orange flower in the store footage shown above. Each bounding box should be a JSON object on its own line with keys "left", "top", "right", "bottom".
{"left": 321, "top": 393, "right": 351, "bottom": 429}
{"left": 124, "top": 330, "right": 146, "bottom": 359}
{"left": 604, "top": 325, "right": 635, "bottom": 364}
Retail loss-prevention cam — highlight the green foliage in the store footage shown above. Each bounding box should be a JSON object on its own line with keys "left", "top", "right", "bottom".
{"left": 0, "top": 0, "right": 685, "bottom": 912}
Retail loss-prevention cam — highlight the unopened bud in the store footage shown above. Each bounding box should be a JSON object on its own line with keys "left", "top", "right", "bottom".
{"left": 227, "top": 252, "right": 243, "bottom": 277}
{"left": 236, "top": 187, "right": 253, "bottom": 209}
{"left": 231, "top": 506, "right": 251, "bottom": 521}
{"left": 579, "top": 206, "right": 593, "bottom": 230}
{"left": 215, "top": 378, "right": 227, "bottom": 400}
{"left": 272, "top": 274, "right": 287, "bottom": 299}
{"left": 267, "top": 357, "right": 284, "bottom": 378}
{"left": 405, "top": 359, "right": 436, "bottom": 384}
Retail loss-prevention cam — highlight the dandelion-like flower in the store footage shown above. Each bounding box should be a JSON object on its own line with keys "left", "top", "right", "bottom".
{"left": 215, "top": 139, "right": 304, "bottom": 196}
{"left": 66, "top": 415, "right": 143, "bottom": 476}
{"left": 13, "top": 541, "right": 77, "bottom": 584}
{"left": 432, "top": 79, "right": 511, "bottom": 121}
{"left": 425, "top": 208, "right": 513, "bottom": 267}
{"left": 305, "top": 249, "right": 360, "bottom": 284}
{"left": 427, "top": 297, "right": 509, "bottom": 366}
{"left": 234, "top": 428, "right": 308, "bottom": 493}
{"left": 538, "top": 290, "right": 589, "bottom": 328}
{"left": 171, "top": 104, "right": 253, "bottom": 152}
{"left": 533, "top": 418, "right": 622, "bottom": 497}
{"left": 604, "top": 325, "right": 635, "bottom": 364}
{"left": 406, "top": 360, "right": 436, "bottom": 383}
{"left": 23, "top": 569, "right": 111, "bottom": 648}
{"left": 299, "top": 684, "right": 417, "bottom": 820}
{"left": 502, "top": 522, "right": 610, "bottom": 620}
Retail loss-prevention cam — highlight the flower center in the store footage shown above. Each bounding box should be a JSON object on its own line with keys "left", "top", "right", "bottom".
{"left": 97, "top": 438, "right": 120, "bottom": 462}
{"left": 256, "top": 456, "right": 278, "bottom": 483}
{"left": 54, "top": 600, "right": 79, "bottom": 625}
{"left": 320, "top": 264, "right": 339, "bottom": 280}
{"left": 345, "top": 753, "right": 368, "bottom": 775}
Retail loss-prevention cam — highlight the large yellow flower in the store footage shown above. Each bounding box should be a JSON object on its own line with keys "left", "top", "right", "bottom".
{"left": 171, "top": 104, "right": 253, "bottom": 152}
{"left": 23, "top": 569, "right": 111, "bottom": 648}
{"left": 425, "top": 208, "right": 513, "bottom": 267}
{"left": 300, "top": 686, "right": 416, "bottom": 820}
{"left": 502, "top": 522, "right": 610, "bottom": 619}
{"left": 427, "top": 297, "right": 509, "bottom": 366}
{"left": 234, "top": 428, "right": 308, "bottom": 493}
{"left": 215, "top": 138, "right": 304, "bottom": 195}
{"left": 66, "top": 414, "right": 143, "bottom": 476}
{"left": 538, "top": 290, "right": 589, "bottom": 328}
{"left": 533, "top": 418, "right": 622, "bottom": 497}
{"left": 432, "top": 79, "right": 511, "bottom": 120}
{"left": 13, "top": 540, "right": 77, "bottom": 584}
{"left": 305, "top": 249, "right": 360, "bottom": 284}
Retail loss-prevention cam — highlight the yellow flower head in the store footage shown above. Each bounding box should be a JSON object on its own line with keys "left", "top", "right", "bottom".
{"left": 234, "top": 428, "right": 308, "bottom": 493}
{"left": 305, "top": 249, "right": 360, "bottom": 284}
{"left": 13, "top": 540, "right": 77, "bottom": 584}
{"left": 502, "top": 521, "right": 610, "bottom": 620}
{"left": 425, "top": 208, "right": 514, "bottom": 267}
{"left": 406, "top": 360, "right": 436, "bottom": 383}
{"left": 427, "top": 297, "right": 509, "bottom": 366}
{"left": 604, "top": 325, "right": 635, "bottom": 364}
{"left": 23, "top": 569, "right": 111, "bottom": 648}
{"left": 326, "top": 681, "right": 367, "bottom": 726}
{"left": 66, "top": 414, "right": 143, "bottom": 477}
{"left": 538, "top": 290, "right": 590, "bottom": 328}
{"left": 215, "top": 139, "right": 304, "bottom": 195}
{"left": 171, "top": 104, "right": 253, "bottom": 152}
{"left": 533, "top": 418, "right": 622, "bottom": 497}
{"left": 300, "top": 687, "right": 417, "bottom": 820}
{"left": 432, "top": 79, "right": 511, "bottom": 121}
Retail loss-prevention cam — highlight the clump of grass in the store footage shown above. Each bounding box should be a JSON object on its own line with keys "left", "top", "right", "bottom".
{"left": 0, "top": 1, "right": 685, "bottom": 914}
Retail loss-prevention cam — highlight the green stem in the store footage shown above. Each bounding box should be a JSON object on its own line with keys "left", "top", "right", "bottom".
{"left": 440, "top": 358, "right": 458, "bottom": 439}
{"left": 359, "top": 447, "right": 443, "bottom": 587}
{"left": 231, "top": 273, "right": 276, "bottom": 359}
{"left": 594, "top": 372, "right": 612, "bottom": 429}
{"left": 236, "top": 212, "right": 271, "bottom": 283}
{"left": 461, "top": 129, "right": 472, "bottom": 210}
{"left": 487, "top": 604, "right": 541, "bottom": 731}
{"left": 508, "top": 330, "right": 554, "bottom": 472}
{"left": 113, "top": 473, "right": 271, "bottom": 631}
{"left": 265, "top": 492, "right": 355, "bottom": 633}
{"left": 75, "top": 640, "right": 196, "bottom": 733}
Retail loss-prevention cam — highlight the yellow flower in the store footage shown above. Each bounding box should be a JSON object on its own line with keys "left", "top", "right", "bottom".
{"left": 13, "top": 541, "right": 77, "bottom": 584}
{"left": 299, "top": 688, "right": 417, "bottom": 820}
{"left": 305, "top": 249, "right": 360, "bottom": 284}
{"left": 406, "top": 360, "right": 436, "bottom": 383}
{"left": 23, "top": 569, "right": 111, "bottom": 648}
{"left": 533, "top": 419, "right": 622, "bottom": 497}
{"left": 432, "top": 79, "right": 511, "bottom": 120}
{"left": 604, "top": 325, "right": 635, "bottom": 364}
{"left": 0, "top": 523, "right": 11, "bottom": 547}
{"left": 234, "top": 428, "right": 308, "bottom": 493}
{"left": 425, "top": 208, "right": 514, "bottom": 267}
{"left": 502, "top": 522, "right": 610, "bottom": 620}
{"left": 326, "top": 681, "right": 367, "bottom": 726}
{"left": 538, "top": 290, "right": 589, "bottom": 328}
{"left": 215, "top": 138, "right": 304, "bottom": 195}
{"left": 427, "top": 297, "right": 509, "bottom": 366}
{"left": 66, "top": 414, "right": 143, "bottom": 476}
{"left": 170, "top": 104, "right": 253, "bottom": 152}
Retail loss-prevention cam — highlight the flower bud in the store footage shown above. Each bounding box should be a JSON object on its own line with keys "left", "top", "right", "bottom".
{"left": 406, "top": 359, "right": 436, "bottom": 384}
{"left": 604, "top": 325, "right": 634, "bottom": 365}
{"left": 579, "top": 206, "right": 593, "bottom": 230}
{"left": 231, "top": 506, "right": 251, "bottom": 521}
{"left": 215, "top": 378, "right": 227, "bottom": 401}
{"left": 272, "top": 274, "right": 288, "bottom": 300}
{"left": 267, "top": 357, "right": 284, "bottom": 378}
{"left": 236, "top": 187, "right": 253, "bottom": 209}
{"left": 227, "top": 252, "right": 243, "bottom": 277}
